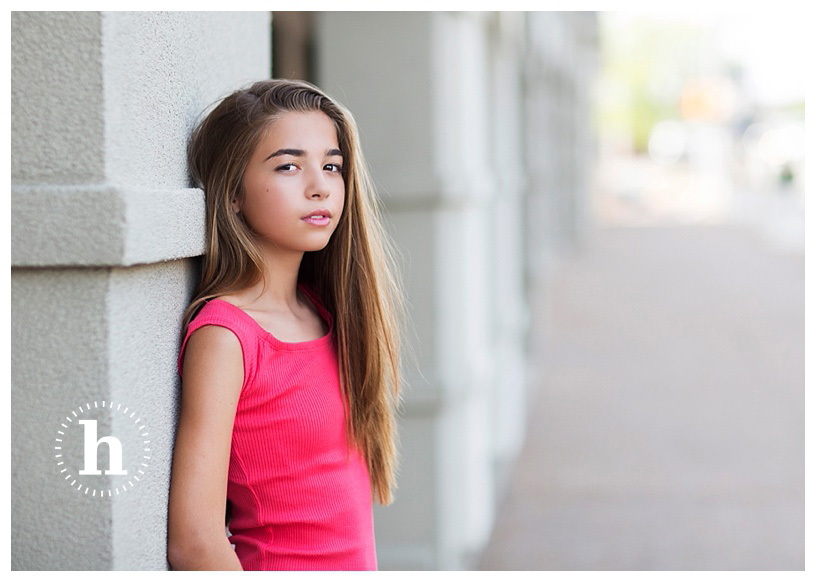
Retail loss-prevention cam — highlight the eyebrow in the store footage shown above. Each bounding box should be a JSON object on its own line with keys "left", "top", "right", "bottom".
{"left": 264, "top": 148, "right": 343, "bottom": 161}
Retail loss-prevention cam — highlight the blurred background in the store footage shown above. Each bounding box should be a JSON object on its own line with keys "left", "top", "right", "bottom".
{"left": 11, "top": 11, "right": 804, "bottom": 570}
{"left": 594, "top": 12, "right": 805, "bottom": 241}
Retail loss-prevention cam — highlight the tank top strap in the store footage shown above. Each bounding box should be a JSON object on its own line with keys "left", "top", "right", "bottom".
{"left": 177, "top": 299, "right": 259, "bottom": 392}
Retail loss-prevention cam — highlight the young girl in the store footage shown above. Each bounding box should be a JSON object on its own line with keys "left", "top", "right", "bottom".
{"left": 167, "top": 79, "right": 402, "bottom": 571}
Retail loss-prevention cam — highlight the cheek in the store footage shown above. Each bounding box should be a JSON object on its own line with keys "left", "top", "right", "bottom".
{"left": 336, "top": 182, "right": 347, "bottom": 210}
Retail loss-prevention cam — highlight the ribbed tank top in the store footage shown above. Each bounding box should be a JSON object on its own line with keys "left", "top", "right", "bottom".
{"left": 177, "top": 286, "right": 376, "bottom": 571}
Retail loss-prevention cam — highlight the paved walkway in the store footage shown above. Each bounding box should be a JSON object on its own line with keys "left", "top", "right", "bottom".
{"left": 479, "top": 225, "right": 804, "bottom": 570}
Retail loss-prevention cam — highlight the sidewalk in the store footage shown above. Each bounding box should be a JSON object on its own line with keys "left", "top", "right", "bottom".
{"left": 479, "top": 225, "right": 804, "bottom": 570}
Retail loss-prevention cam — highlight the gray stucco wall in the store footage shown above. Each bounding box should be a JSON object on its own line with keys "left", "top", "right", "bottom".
{"left": 11, "top": 11, "right": 270, "bottom": 570}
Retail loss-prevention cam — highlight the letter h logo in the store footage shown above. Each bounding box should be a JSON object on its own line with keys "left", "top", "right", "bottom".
{"left": 77, "top": 420, "right": 128, "bottom": 475}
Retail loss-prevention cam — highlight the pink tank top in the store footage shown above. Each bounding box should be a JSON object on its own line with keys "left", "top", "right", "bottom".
{"left": 177, "top": 286, "right": 377, "bottom": 570}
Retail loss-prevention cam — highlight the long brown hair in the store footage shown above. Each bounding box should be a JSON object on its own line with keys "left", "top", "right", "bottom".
{"left": 182, "top": 79, "right": 403, "bottom": 505}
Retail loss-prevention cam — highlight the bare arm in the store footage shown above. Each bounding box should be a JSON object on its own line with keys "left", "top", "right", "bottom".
{"left": 167, "top": 325, "right": 244, "bottom": 571}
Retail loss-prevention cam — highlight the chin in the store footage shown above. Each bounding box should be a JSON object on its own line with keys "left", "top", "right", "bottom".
{"left": 302, "top": 238, "right": 333, "bottom": 253}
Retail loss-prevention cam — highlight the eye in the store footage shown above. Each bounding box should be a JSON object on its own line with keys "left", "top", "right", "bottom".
{"left": 325, "top": 163, "right": 343, "bottom": 173}
{"left": 276, "top": 163, "right": 297, "bottom": 172}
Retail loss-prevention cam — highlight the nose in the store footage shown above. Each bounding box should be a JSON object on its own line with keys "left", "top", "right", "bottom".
{"left": 306, "top": 164, "right": 330, "bottom": 200}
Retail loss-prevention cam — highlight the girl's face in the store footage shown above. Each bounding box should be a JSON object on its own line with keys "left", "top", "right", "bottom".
{"left": 237, "top": 110, "right": 345, "bottom": 256}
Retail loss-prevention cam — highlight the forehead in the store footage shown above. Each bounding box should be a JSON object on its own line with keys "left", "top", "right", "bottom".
{"left": 258, "top": 110, "right": 339, "bottom": 150}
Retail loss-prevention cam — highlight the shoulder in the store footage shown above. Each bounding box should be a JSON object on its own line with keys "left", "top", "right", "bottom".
{"left": 179, "top": 299, "right": 256, "bottom": 387}
{"left": 186, "top": 322, "right": 242, "bottom": 351}
{"left": 182, "top": 325, "right": 243, "bottom": 375}
{"left": 180, "top": 324, "right": 246, "bottom": 399}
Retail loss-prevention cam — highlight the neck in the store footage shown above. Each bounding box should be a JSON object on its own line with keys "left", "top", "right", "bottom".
{"left": 246, "top": 245, "right": 305, "bottom": 309}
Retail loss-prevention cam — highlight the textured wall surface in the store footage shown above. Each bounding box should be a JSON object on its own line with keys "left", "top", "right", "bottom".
{"left": 107, "top": 260, "right": 201, "bottom": 569}
{"left": 12, "top": 11, "right": 270, "bottom": 268}
{"left": 11, "top": 11, "right": 270, "bottom": 570}
{"left": 12, "top": 268, "right": 114, "bottom": 570}
{"left": 11, "top": 12, "right": 105, "bottom": 186}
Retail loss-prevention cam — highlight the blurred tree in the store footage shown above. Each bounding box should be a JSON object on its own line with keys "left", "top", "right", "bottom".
{"left": 598, "top": 15, "right": 710, "bottom": 153}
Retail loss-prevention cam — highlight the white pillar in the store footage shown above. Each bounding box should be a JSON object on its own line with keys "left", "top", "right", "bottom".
{"left": 524, "top": 12, "right": 598, "bottom": 287}
{"left": 11, "top": 11, "right": 270, "bottom": 570}
{"left": 484, "top": 12, "right": 530, "bottom": 492}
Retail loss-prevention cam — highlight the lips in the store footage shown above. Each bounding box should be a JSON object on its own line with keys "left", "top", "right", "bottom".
{"left": 302, "top": 209, "right": 333, "bottom": 219}
{"left": 301, "top": 209, "right": 333, "bottom": 226}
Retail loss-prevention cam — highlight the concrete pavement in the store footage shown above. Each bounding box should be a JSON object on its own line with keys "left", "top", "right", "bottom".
{"left": 478, "top": 225, "right": 804, "bottom": 570}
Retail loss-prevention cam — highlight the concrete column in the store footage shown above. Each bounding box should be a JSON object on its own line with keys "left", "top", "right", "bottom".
{"left": 11, "top": 11, "right": 270, "bottom": 570}
{"left": 315, "top": 12, "right": 529, "bottom": 570}
{"left": 483, "top": 12, "right": 530, "bottom": 497}
{"left": 524, "top": 12, "right": 598, "bottom": 288}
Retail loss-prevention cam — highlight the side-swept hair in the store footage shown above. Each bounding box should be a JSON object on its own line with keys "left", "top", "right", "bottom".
{"left": 182, "top": 79, "right": 403, "bottom": 505}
